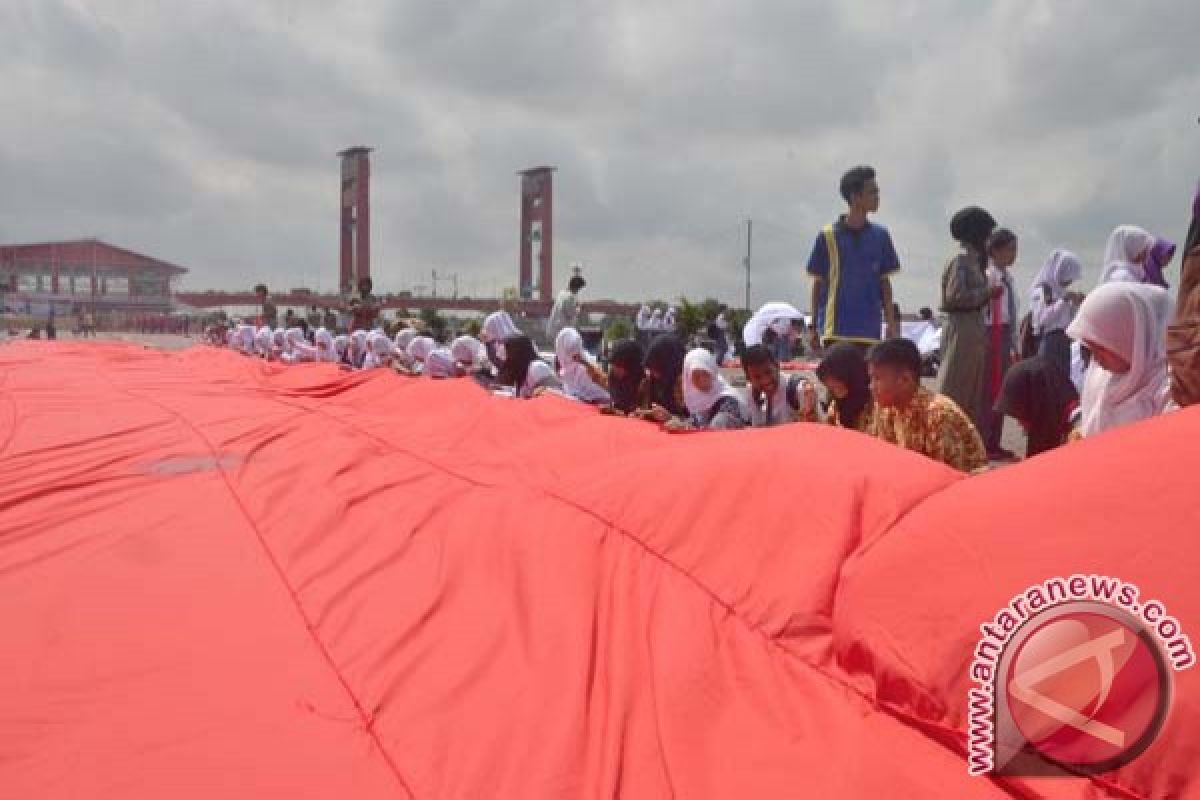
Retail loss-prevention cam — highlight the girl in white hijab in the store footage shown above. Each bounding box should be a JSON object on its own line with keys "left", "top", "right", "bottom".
{"left": 742, "top": 302, "right": 803, "bottom": 347}
{"left": 450, "top": 335, "right": 485, "bottom": 371}
{"left": 555, "top": 327, "right": 611, "bottom": 405}
{"left": 1029, "top": 249, "right": 1084, "bottom": 378}
{"left": 481, "top": 311, "right": 521, "bottom": 369}
{"left": 424, "top": 348, "right": 458, "bottom": 379}
{"left": 663, "top": 306, "right": 677, "bottom": 331}
{"left": 313, "top": 328, "right": 338, "bottom": 363}
{"left": 1066, "top": 282, "right": 1174, "bottom": 436}
{"left": 648, "top": 309, "right": 664, "bottom": 332}
{"left": 1100, "top": 225, "right": 1157, "bottom": 284}
{"left": 333, "top": 334, "right": 351, "bottom": 366}
{"left": 234, "top": 324, "right": 256, "bottom": 354}
{"left": 361, "top": 331, "right": 395, "bottom": 369}
{"left": 636, "top": 304, "right": 652, "bottom": 331}
{"left": 673, "top": 348, "right": 746, "bottom": 430}
{"left": 405, "top": 336, "right": 437, "bottom": 375}
{"left": 283, "top": 328, "right": 318, "bottom": 363}
{"left": 348, "top": 330, "right": 369, "bottom": 369}
{"left": 254, "top": 326, "right": 273, "bottom": 358}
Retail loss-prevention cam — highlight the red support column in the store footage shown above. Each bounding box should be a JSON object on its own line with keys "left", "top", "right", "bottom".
{"left": 518, "top": 166, "right": 556, "bottom": 301}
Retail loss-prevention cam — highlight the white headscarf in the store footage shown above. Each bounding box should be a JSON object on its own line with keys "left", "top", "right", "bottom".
{"left": 743, "top": 302, "right": 803, "bottom": 347}
{"left": 314, "top": 328, "right": 338, "bottom": 363}
{"left": 349, "top": 330, "right": 369, "bottom": 366}
{"left": 481, "top": 311, "right": 520, "bottom": 343}
{"left": 254, "top": 326, "right": 273, "bottom": 356}
{"left": 682, "top": 348, "right": 741, "bottom": 417}
{"left": 407, "top": 336, "right": 436, "bottom": 364}
{"left": 394, "top": 328, "right": 418, "bottom": 352}
{"left": 361, "top": 331, "right": 395, "bottom": 369}
{"left": 1099, "top": 225, "right": 1155, "bottom": 284}
{"left": 235, "top": 324, "right": 256, "bottom": 353}
{"left": 1066, "top": 282, "right": 1173, "bottom": 436}
{"left": 555, "top": 327, "right": 611, "bottom": 404}
{"left": 284, "top": 328, "right": 318, "bottom": 363}
{"left": 648, "top": 309, "right": 663, "bottom": 330}
{"left": 424, "top": 348, "right": 458, "bottom": 378}
{"left": 451, "top": 335, "right": 484, "bottom": 369}
{"left": 333, "top": 334, "right": 350, "bottom": 362}
{"left": 636, "top": 305, "right": 652, "bottom": 330}
{"left": 663, "top": 307, "right": 677, "bottom": 329}
{"left": 1029, "top": 249, "right": 1084, "bottom": 334}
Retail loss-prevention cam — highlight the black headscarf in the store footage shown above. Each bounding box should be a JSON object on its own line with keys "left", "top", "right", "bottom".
{"left": 951, "top": 206, "right": 998, "bottom": 269}
{"left": 816, "top": 342, "right": 872, "bottom": 429}
{"left": 607, "top": 339, "right": 645, "bottom": 413}
{"left": 643, "top": 333, "right": 688, "bottom": 416}
{"left": 994, "top": 355, "right": 1079, "bottom": 457}
{"left": 497, "top": 335, "right": 539, "bottom": 389}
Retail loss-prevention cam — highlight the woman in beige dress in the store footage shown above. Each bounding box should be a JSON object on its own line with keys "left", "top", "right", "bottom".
{"left": 937, "top": 206, "right": 1001, "bottom": 433}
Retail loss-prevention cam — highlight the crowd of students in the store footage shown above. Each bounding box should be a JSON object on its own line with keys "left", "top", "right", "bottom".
{"left": 209, "top": 168, "right": 1200, "bottom": 476}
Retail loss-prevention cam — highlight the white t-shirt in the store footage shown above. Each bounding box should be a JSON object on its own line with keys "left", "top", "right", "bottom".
{"left": 983, "top": 267, "right": 1014, "bottom": 326}
{"left": 546, "top": 290, "right": 578, "bottom": 336}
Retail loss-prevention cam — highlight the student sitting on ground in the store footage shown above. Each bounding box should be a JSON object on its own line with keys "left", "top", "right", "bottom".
{"left": 663, "top": 348, "right": 746, "bottom": 431}
{"left": 605, "top": 340, "right": 645, "bottom": 415}
{"left": 741, "top": 344, "right": 817, "bottom": 427}
{"left": 994, "top": 355, "right": 1081, "bottom": 458}
{"left": 815, "top": 342, "right": 876, "bottom": 432}
{"left": 867, "top": 337, "right": 987, "bottom": 473}
{"left": 497, "top": 335, "right": 561, "bottom": 398}
{"left": 401, "top": 336, "right": 437, "bottom": 376}
{"left": 556, "top": 327, "right": 611, "bottom": 405}
{"left": 424, "top": 348, "right": 459, "bottom": 379}
{"left": 633, "top": 334, "right": 689, "bottom": 422}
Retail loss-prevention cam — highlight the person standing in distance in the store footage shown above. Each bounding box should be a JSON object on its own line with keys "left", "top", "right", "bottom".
{"left": 807, "top": 166, "right": 901, "bottom": 351}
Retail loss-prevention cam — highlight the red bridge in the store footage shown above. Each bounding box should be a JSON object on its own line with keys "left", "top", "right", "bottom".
{"left": 173, "top": 291, "right": 640, "bottom": 317}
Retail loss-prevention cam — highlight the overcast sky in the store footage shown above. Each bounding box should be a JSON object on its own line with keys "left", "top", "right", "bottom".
{"left": 1, "top": 0, "right": 1197, "bottom": 310}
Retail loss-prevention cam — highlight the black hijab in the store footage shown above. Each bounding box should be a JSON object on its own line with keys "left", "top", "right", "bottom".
{"left": 951, "top": 206, "right": 997, "bottom": 270}
{"left": 816, "top": 342, "right": 872, "bottom": 429}
{"left": 994, "top": 355, "right": 1079, "bottom": 457}
{"left": 643, "top": 333, "right": 688, "bottom": 416}
{"left": 497, "top": 335, "right": 539, "bottom": 389}
{"left": 607, "top": 339, "right": 645, "bottom": 413}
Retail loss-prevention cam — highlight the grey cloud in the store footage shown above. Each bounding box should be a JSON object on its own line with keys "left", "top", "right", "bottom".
{"left": 0, "top": 0, "right": 1197, "bottom": 309}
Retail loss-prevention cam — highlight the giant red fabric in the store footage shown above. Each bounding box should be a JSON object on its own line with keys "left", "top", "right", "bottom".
{"left": 1, "top": 341, "right": 1196, "bottom": 799}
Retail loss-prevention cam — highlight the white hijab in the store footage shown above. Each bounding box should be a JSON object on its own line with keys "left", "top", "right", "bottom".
{"left": 1066, "top": 282, "right": 1173, "bottom": 436}
{"left": 361, "top": 331, "right": 395, "bottom": 369}
{"left": 743, "top": 302, "right": 803, "bottom": 347}
{"left": 333, "top": 334, "right": 350, "bottom": 362}
{"left": 349, "top": 330, "right": 369, "bottom": 366}
{"left": 555, "top": 327, "right": 610, "bottom": 404}
{"left": 481, "top": 311, "right": 520, "bottom": 343}
{"left": 284, "top": 328, "right": 318, "bottom": 363}
{"left": 451, "top": 335, "right": 484, "bottom": 369}
{"left": 424, "top": 348, "right": 458, "bottom": 379}
{"left": 636, "top": 305, "right": 652, "bottom": 330}
{"left": 648, "top": 309, "right": 663, "bottom": 330}
{"left": 664, "top": 307, "right": 677, "bottom": 329}
{"left": 682, "top": 348, "right": 741, "bottom": 417}
{"left": 407, "top": 336, "right": 436, "bottom": 365}
{"left": 254, "top": 326, "right": 273, "bottom": 356}
{"left": 1099, "top": 225, "right": 1155, "bottom": 284}
{"left": 394, "top": 328, "right": 418, "bottom": 352}
{"left": 314, "top": 328, "right": 337, "bottom": 363}
{"left": 235, "top": 324, "right": 256, "bottom": 353}
{"left": 1029, "top": 249, "right": 1084, "bottom": 333}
